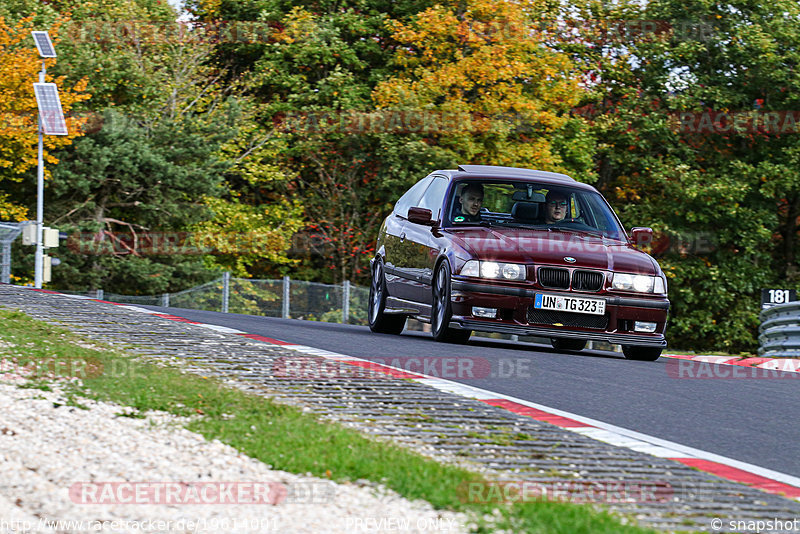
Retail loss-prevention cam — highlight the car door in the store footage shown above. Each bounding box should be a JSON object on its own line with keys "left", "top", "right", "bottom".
{"left": 384, "top": 176, "right": 434, "bottom": 301}
{"left": 401, "top": 175, "right": 450, "bottom": 304}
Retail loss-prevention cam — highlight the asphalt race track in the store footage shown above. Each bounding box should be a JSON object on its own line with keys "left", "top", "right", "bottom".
{"left": 139, "top": 306, "right": 800, "bottom": 480}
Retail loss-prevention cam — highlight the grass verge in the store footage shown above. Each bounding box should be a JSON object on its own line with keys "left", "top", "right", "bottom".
{"left": 0, "top": 307, "right": 660, "bottom": 533}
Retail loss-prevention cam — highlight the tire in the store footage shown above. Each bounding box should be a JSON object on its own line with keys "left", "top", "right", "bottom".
{"left": 551, "top": 338, "right": 587, "bottom": 352}
{"left": 368, "top": 260, "right": 406, "bottom": 335}
{"left": 431, "top": 261, "right": 471, "bottom": 344}
{"left": 622, "top": 345, "right": 662, "bottom": 361}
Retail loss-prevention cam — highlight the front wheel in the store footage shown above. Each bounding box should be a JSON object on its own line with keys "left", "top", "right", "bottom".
{"left": 622, "top": 345, "right": 662, "bottom": 361}
{"left": 551, "top": 338, "right": 587, "bottom": 352}
{"left": 368, "top": 260, "right": 406, "bottom": 335}
{"left": 431, "top": 261, "right": 471, "bottom": 344}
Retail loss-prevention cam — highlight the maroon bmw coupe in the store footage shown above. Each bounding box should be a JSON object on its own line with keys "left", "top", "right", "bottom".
{"left": 368, "top": 165, "right": 669, "bottom": 361}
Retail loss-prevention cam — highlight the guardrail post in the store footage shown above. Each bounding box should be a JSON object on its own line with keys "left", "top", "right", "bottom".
{"left": 343, "top": 280, "right": 350, "bottom": 324}
{"left": 222, "top": 271, "right": 230, "bottom": 313}
{"left": 1, "top": 242, "right": 10, "bottom": 284}
{"left": 759, "top": 301, "right": 800, "bottom": 357}
{"left": 282, "top": 275, "right": 290, "bottom": 318}
{"left": 161, "top": 293, "right": 169, "bottom": 307}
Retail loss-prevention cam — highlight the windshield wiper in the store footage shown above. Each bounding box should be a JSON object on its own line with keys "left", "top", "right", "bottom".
{"left": 453, "top": 220, "right": 493, "bottom": 227}
{"left": 548, "top": 226, "right": 605, "bottom": 237}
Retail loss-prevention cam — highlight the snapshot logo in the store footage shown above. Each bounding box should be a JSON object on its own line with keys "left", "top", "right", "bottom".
{"left": 674, "top": 110, "right": 800, "bottom": 135}
{"left": 666, "top": 359, "right": 800, "bottom": 379}
{"left": 271, "top": 356, "right": 532, "bottom": 380}
{"left": 459, "top": 479, "right": 673, "bottom": 504}
{"left": 69, "top": 481, "right": 335, "bottom": 505}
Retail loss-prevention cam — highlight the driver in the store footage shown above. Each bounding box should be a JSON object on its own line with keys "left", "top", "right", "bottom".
{"left": 453, "top": 183, "right": 484, "bottom": 223}
{"left": 545, "top": 190, "right": 569, "bottom": 224}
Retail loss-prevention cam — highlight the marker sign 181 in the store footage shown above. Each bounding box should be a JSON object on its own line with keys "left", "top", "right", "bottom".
{"left": 761, "top": 289, "right": 797, "bottom": 310}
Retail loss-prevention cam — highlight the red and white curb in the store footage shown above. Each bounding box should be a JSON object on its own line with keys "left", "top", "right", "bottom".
{"left": 30, "top": 290, "right": 800, "bottom": 501}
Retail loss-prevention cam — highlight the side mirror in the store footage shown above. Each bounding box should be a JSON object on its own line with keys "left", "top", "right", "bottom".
{"left": 630, "top": 227, "right": 653, "bottom": 247}
{"left": 408, "top": 207, "right": 434, "bottom": 225}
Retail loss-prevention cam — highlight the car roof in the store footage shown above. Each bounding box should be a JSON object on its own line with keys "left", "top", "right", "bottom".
{"left": 433, "top": 165, "right": 596, "bottom": 191}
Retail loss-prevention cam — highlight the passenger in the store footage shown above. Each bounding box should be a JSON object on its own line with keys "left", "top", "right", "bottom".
{"left": 545, "top": 190, "right": 569, "bottom": 224}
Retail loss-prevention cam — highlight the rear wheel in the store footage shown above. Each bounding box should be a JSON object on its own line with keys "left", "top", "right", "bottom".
{"left": 622, "top": 345, "right": 662, "bottom": 361}
{"left": 431, "top": 262, "right": 471, "bottom": 344}
{"left": 368, "top": 260, "right": 406, "bottom": 335}
{"left": 550, "top": 338, "right": 587, "bottom": 352}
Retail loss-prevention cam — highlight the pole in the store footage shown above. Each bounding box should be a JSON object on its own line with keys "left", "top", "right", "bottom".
{"left": 282, "top": 275, "right": 290, "bottom": 319}
{"left": 34, "top": 60, "right": 45, "bottom": 288}
{"left": 222, "top": 271, "right": 230, "bottom": 313}
{"left": 342, "top": 280, "right": 350, "bottom": 324}
{"left": 1, "top": 242, "right": 11, "bottom": 284}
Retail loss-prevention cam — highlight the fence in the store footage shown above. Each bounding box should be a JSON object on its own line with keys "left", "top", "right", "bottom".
{"left": 58, "top": 274, "right": 370, "bottom": 325}
{"left": 759, "top": 301, "right": 800, "bottom": 358}
{"left": 51, "top": 274, "right": 613, "bottom": 346}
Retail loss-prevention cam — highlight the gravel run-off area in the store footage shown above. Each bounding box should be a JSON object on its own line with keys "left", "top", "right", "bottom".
{"left": 0, "top": 371, "right": 470, "bottom": 534}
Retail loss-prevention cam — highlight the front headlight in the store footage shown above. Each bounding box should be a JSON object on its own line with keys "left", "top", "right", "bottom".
{"left": 612, "top": 273, "right": 666, "bottom": 294}
{"left": 460, "top": 260, "right": 526, "bottom": 281}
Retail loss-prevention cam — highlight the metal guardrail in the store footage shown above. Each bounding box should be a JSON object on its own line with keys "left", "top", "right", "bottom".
{"left": 758, "top": 301, "right": 800, "bottom": 357}
{"left": 0, "top": 222, "right": 31, "bottom": 284}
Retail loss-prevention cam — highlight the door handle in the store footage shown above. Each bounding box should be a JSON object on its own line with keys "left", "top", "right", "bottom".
{"left": 400, "top": 232, "right": 406, "bottom": 242}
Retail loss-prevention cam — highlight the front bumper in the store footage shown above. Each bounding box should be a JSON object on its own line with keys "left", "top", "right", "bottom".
{"left": 450, "top": 279, "right": 669, "bottom": 347}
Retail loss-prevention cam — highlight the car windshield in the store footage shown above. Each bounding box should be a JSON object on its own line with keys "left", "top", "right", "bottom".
{"left": 445, "top": 180, "right": 626, "bottom": 240}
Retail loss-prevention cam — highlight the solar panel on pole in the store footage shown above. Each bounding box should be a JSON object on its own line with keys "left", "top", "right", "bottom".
{"left": 31, "top": 31, "right": 56, "bottom": 58}
{"left": 33, "top": 83, "right": 68, "bottom": 136}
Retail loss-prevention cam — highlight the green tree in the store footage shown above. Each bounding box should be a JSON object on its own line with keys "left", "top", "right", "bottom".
{"left": 194, "top": 2, "right": 442, "bottom": 283}
{"left": 563, "top": 0, "right": 800, "bottom": 351}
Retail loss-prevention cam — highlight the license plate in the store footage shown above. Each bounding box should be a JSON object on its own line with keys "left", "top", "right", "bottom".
{"left": 534, "top": 293, "right": 606, "bottom": 315}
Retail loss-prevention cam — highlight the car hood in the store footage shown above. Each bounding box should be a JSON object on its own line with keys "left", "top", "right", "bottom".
{"left": 446, "top": 226, "right": 658, "bottom": 275}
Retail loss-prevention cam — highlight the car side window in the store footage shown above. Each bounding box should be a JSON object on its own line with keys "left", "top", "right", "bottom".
{"left": 415, "top": 176, "right": 449, "bottom": 221}
{"left": 394, "top": 176, "right": 434, "bottom": 218}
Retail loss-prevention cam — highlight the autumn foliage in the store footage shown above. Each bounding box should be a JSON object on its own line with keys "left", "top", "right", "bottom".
{"left": 373, "top": 0, "right": 582, "bottom": 171}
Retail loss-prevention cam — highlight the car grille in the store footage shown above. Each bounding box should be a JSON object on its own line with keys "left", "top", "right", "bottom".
{"left": 527, "top": 308, "right": 609, "bottom": 329}
{"left": 537, "top": 267, "right": 605, "bottom": 291}
{"left": 538, "top": 267, "right": 570, "bottom": 289}
{"left": 572, "top": 270, "right": 604, "bottom": 291}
